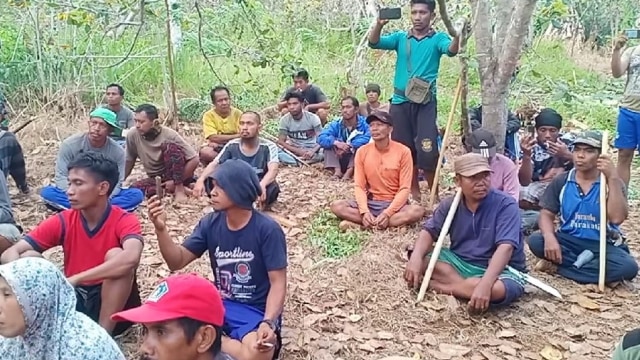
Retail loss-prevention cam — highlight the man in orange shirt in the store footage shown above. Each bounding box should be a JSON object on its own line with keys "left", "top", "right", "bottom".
{"left": 330, "top": 110, "right": 426, "bottom": 230}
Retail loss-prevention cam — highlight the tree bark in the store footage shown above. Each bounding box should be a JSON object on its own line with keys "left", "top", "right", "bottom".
{"left": 470, "top": 0, "right": 537, "bottom": 152}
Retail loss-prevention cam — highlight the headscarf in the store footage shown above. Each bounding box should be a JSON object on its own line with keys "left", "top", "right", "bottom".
{"left": 0, "top": 257, "right": 126, "bottom": 360}
{"left": 534, "top": 108, "right": 563, "bottom": 129}
{"left": 212, "top": 159, "right": 261, "bottom": 209}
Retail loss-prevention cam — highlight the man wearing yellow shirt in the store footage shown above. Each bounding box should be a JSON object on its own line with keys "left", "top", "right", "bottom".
{"left": 199, "top": 86, "right": 243, "bottom": 165}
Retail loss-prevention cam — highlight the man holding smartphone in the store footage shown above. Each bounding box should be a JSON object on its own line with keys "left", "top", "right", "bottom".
{"left": 368, "top": 0, "right": 460, "bottom": 201}
{"left": 611, "top": 28, "right": 640, "bottom": 187}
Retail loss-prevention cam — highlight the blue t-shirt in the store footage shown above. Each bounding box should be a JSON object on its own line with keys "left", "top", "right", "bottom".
{"left": 539, "top": 169, "right": 627, "bottom": 241}
{"left": 423, "top": 189, "right": 527, "bottom": 271}
{"left": 182, "top": 211, "right": 288, "bottom": 311}
{"left": 369, "top": 30, "right": 454, "bottom": 104}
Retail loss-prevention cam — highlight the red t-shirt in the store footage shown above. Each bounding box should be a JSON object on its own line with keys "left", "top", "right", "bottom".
{"left": 25, "top": 206, "right": 143, "bottom": 286}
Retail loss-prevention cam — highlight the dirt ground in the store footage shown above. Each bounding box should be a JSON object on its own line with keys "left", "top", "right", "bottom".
{"left": 7, "top": 52, "right": 639, "bottom": 359}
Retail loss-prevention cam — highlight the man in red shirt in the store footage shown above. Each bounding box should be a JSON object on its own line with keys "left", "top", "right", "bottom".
{"left": 0, "top": 152, "right": 144, "bottom": 336}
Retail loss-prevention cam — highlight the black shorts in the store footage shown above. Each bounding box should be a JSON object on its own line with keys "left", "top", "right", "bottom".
{"left": 389, "top": 100, "right": 439, "bottom": 171}
{"left": 75, "top": 280, "right": 142, "bottom": 337}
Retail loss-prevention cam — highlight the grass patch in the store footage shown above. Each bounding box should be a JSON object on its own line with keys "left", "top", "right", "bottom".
{"left": 308, "top": 209, "right": 366, "bottom": 259}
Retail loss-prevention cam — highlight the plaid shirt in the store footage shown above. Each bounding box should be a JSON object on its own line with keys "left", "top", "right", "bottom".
{"left": 0, "top": 131, "right": 27, "bottom": 189}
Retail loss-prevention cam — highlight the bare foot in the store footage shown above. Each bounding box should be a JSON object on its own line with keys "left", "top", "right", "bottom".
{"left": 534, "top": 259, "right": 557, "bottom": 274}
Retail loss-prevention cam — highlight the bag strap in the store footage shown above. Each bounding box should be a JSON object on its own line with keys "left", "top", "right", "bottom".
{"left": 405, "top": 34, "right": 412, "bottom": 74}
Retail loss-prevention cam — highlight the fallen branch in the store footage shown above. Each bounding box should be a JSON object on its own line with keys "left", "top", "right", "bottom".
{"left": 261, "top": 133, "right": 311, "bottom": 167}
{"left": 12, "top": 117, "right": 35, "bottom": 134}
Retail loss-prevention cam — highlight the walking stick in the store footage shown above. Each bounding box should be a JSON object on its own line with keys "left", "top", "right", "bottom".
{"left": 598, "top": 130, "right": 610, "bottom": 292}
{"left": 428, "top": 77, "right": 463, "bottom": 209}
{"left": 417, "top": 188, "right": 462, "bottom": 302}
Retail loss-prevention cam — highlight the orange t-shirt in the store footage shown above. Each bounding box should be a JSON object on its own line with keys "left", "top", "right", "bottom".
{"left": 353, "top": 140, "right": 413, "bottom": 217}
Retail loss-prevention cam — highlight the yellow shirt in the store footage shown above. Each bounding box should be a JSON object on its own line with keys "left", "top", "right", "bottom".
{"left": 202, "top": 107, "right": 242, "bottom": 139}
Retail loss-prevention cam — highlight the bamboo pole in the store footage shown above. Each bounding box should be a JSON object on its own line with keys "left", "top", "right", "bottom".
{"left": 428, "top": 77, "right": 463, "bottom": 208}
{"left": 598, "top": 130, "right": 609, "bottom": 292}
{"left": 417, "top": 188, "right": 462, "bottom": 302}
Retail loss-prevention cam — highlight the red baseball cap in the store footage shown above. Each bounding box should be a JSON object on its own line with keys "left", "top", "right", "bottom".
{"left": 111, "top": 273, "right": 225, "bottom": 327}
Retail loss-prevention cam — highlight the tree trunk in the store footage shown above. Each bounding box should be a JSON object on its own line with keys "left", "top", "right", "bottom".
{"left": 470, "top": 0, "right": 538, "bottom": 153}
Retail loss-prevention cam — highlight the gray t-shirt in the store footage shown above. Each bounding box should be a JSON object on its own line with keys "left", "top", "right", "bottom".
{"left": 101, "top": 104, "right": 134, "bottom": 140}
{"left": 54, "top": 133, "right": 125, "bottom": 196}
{"left": 278, "top": 111, "right": 322, "bottom": 149}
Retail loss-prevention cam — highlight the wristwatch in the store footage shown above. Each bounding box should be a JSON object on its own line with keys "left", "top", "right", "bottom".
{"left": 259, "top": 319, "right": 277, "bottom": 330}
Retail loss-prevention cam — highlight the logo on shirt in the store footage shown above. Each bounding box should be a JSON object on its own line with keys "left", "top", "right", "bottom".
{"left": 214, "top": 247, "right": 255, "bottom": 267}
{"left": 234, "top": 262, "right": 252, "bottom": 283}
{"left": 147, "top": 281, "right": 169, "bottom": 302}
{"left": 421, "top": 138, "right": 433, "bottom": 152}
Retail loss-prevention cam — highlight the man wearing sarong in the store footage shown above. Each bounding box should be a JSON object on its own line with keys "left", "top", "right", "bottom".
{"left": 404, "top": 153, "right": 527, "bottom": 313}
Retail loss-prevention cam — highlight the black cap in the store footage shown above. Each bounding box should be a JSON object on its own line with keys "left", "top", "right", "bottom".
{"left": 469, "top": 128, "right": 497, "bottom": 158}
{"left": 366, "top": 110, "right": 393, "bottom": 125}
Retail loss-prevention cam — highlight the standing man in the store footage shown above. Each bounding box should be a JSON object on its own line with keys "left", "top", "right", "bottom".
{"left": 368, "top": 0, "right": 460, "bottom": 201}
{"left": 199, "top": 86, "right": 242, "bottom": 165}
{"left": 102, "top": 83, "right": 135, "bottom": 146}
{"left": 611, "top": 32, "right": 640, "bottom": 186}
{"left": 276, "top": 68, "right": 331, "bottom": 126}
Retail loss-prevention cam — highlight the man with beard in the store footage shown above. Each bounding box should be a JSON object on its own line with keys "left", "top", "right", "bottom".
{"left": 404, "top": 153, "right": 527, "bottom": 313}
{"left": 330, "top": 110, "right": 425, "bottom": 230}
{"left": 276, "top": 68, "right": 330, "bottom": 125}
{"left": 40, "top": 108, "right": 144, "bottom": 212}
{"left": 318, "top": 96, "right": 371, "bottom": 180}
{"left": 125, "top": 104, "right": 199, "bottom": 203}
{"left": 102, "top": 83, "right": 135, "bottom": 146}
{"left": 2, "top": 152, "right": 144, "bottom": 336}
{"left": 112, "top": 273, "right": 235, "bottom": 360}
{"left": 148, "top": 160, "right": 287, "bottom": 360}
{"left": 368, "top": 0, "right": 460, "bottom": 201}
{"left": 528, "top": 131, "right": 638, "bottom": 285}
{"left": 359, "top": 83, "right": 390, "bottom": 116}
{"left": 199, "top": 86, "right": 242, "bottom": 165}
{"left": 193, "top": 111, "right": 280, "bottom": 209}
{"left": 277, "top": 92, "right": 323, "bottom": 165}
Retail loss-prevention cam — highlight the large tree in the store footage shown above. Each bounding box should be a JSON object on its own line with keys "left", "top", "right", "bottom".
{"left": 469, "top": 0, "right": 538, "bottom": 150}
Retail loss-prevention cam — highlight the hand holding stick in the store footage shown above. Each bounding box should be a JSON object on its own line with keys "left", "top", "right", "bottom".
{"left": 417, "top": 188, "right": 462, "bottom": 302}
{"left": 155, "top": 176, "right": 164, "bottom": 200}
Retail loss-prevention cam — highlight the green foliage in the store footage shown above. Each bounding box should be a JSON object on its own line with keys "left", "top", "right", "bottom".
{"left": 308, "top": 210, "right": 366, "bottom": 259}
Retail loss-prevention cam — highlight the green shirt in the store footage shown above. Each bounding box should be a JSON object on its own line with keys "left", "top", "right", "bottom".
{"left": 368, "top": 30, "right": 454, "bottom": 104}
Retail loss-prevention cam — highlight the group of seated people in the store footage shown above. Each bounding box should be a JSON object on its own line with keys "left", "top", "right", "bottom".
{"left": 0, "top": 74, "right": 638, "bottom": 359}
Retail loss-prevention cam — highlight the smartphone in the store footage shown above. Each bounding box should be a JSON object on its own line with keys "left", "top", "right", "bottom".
{"left": 379, "top": 7, "right": 401, "bottom": 20}
{"left": 526, "top": 124, "right": 536, "bottom": 136}
{"left": 625, "top": 29, "right": 640, "bottom": 39}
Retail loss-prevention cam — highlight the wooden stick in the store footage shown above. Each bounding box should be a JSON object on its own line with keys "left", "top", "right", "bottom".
{"left": 262, "top": 133, "right": 311, "bottom": 166}
{"left": 417, "top": 188, "right": 462, "bottom": 302}
{"left": 598, "top": 130, "right": 609, "bottom": 292}
{"left": 155, "top": 176, "right": 164, "bottom": 200}
{"left": 428, "top": 77, "right": 463, "bottom": 208}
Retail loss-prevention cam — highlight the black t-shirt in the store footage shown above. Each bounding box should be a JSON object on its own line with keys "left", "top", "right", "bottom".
{"left": 215, "top": 138, "right": 279, "bottom": 180}
{"left": 281, "top": 84, "right": 328, "bottom": 113}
